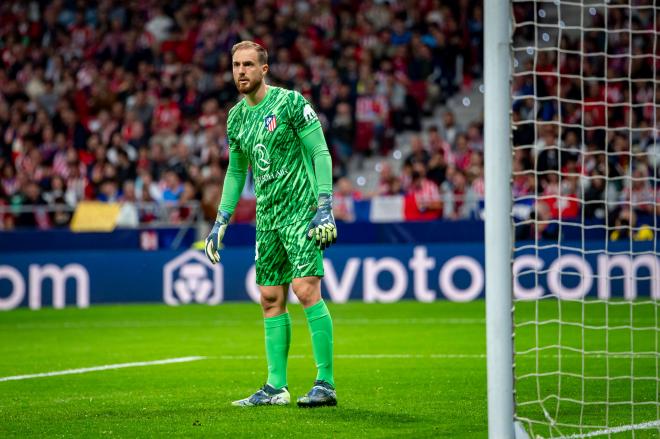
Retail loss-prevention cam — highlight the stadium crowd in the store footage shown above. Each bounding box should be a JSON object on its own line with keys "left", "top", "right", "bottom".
{"left": 0, "top": 0, "right": 486, "bottom": 229}
{"left": 0, "top": 0, "right": 655, "bottom": 231}
{"left": 511, "top": 2, "right": 659, "bottom": 240}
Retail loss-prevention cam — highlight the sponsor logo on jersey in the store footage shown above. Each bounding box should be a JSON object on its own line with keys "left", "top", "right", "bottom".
{"left": 253, "top": 143, "right": 271, "bottom": 171}
{"left": 303, "top": 104, "right": 317, "bottom": 123}
{"left": 264, "top": 114, "right": 277, "bottom": 132}
{"left": 255, "top": 168, "right": 289, "bottom": 185}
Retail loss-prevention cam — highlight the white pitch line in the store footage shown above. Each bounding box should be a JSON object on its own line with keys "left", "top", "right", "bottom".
{"left": 562, "top": 420, "right": 660, "bottom": 438}
{"left": 0, "top": 356, "right": 207, "bottom": 383}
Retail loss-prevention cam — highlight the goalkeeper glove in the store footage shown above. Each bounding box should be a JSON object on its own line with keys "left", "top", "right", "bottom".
{"left": 306, "top": 193, "right": 337, "bottom": 250}
{"left": 204, "top": 211, "right": 230, "bottom": 264}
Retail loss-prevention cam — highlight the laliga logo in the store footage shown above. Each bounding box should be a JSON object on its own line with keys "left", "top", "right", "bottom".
{"left": 254, "top": 143, "right": 271, "bottom": 172}
{"left": 163, "top": 250, "right": 223, "bottom": 305}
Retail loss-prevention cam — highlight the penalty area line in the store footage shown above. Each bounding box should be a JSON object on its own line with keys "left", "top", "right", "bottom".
{"left": 0, "top": 356, "right": 207, "bottom": 383}
{"left": 562, "top": 420, "right": 660, "bottom": 438}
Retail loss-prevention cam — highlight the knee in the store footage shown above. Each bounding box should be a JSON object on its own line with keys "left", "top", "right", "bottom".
{"left": 260, "top": 292, "right": 284, "bottom": 315}
{"left": 293, "top": 280, "right": 320, "bottom": 308}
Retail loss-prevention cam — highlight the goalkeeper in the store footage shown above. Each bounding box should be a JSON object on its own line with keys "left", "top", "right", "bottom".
{"left": 205, "top": 41, "right": 337, "bottom": 408}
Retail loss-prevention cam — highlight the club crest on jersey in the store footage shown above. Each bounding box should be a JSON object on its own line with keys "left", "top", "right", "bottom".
{"left": 264, "top": 114, "right": 277, "bottom": 132}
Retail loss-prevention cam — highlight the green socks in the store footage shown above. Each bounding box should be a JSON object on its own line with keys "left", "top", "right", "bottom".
{"left": 263, "top": 302, "right": 334, "bottom": 390}
{"left": 304, "top": 300, "right": 335, "bottom": 387}
{"left": 264, "top": 313, "right": 291, "bottom": 389}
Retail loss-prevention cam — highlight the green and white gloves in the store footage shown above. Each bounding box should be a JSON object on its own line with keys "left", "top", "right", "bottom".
{"left": 306, "top": 193, "right": 337, "bottom": 250}
{"left": 206, "top": 194, "right": 336, "bottom": 262}
{"left": 205, "top": 211, "right": 231, "bottom": 264}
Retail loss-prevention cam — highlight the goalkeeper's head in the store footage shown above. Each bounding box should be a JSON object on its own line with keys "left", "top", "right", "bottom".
{"left": 231, "top": 40, "right": 269, "bottom": 95}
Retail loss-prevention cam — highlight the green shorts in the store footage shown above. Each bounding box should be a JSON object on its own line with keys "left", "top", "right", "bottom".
{"left": 255, "top": 219, "right": 324, "bottom": 286}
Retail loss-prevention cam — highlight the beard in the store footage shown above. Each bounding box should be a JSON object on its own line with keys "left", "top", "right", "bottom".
{"left": 235, "top": 76, "right": 262, "bottom": 95}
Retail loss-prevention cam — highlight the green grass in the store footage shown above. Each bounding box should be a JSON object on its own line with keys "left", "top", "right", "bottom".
{"left": 0, "top": 300, "right": 658, "bottom": 438}
{"left": 0, "top": 301, "right": 488, "bottom": 438}
{"left": 514, "top": 299, "right": 660, "bottom": 438}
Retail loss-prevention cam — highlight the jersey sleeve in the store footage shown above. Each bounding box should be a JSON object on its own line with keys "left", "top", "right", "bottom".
{"left": 227, "top": 106, "right": 241, "bottom": 152}
{"left": 288, "top": 90, "right": 322, "bottom": 138}
{"left": 218, "top": 148, "right": 248, "bottom": 215}
{"left": 300, "top": 125, "right": 333, "bottom": 195}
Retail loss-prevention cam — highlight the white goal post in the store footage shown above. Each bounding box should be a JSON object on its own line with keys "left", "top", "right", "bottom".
{"left": 484, "top": 0, "right": 516, "bottom": 437}
{"left": 485, "top": 1, "right": 659, "bottom": 438}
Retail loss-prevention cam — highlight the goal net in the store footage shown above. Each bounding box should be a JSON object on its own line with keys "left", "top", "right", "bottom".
{"left": 510, "top": 1, "right": 659, "bottom": 437}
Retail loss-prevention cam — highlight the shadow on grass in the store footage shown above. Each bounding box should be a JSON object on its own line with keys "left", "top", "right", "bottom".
{"left": 289, "top": 406, "right": 420, "bottom": 424}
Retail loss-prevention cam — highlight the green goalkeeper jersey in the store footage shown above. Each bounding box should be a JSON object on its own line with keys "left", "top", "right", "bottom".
{"left": 227, "top": 86, "right": 322, "bottom": 231}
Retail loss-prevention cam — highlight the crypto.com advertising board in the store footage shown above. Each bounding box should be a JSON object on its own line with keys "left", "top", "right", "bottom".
{"left": 0, "top": 242, "right": 658, "bottom": 310}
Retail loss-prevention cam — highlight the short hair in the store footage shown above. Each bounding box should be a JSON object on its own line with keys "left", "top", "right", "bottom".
{"left": 231, "top": 41, "right": 268, "bottom": 65}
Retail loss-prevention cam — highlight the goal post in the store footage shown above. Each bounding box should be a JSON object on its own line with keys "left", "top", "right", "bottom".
{"left": 485, "top": 1, "right": 659, "bottom": 438}
{"left": 484, "top": 0, "right": 516, "bottom": 438}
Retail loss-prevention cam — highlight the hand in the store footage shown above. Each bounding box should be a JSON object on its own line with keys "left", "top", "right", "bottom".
{"left": 306, "top": 193, "right": 337, "bottom": 250}
{"left": 204, "top": 211, "right": 230, "bottom": 264}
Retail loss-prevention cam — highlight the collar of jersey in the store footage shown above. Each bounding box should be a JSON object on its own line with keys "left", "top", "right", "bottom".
{"left": 243, "top": 85, "right": 273, "bottom": 112}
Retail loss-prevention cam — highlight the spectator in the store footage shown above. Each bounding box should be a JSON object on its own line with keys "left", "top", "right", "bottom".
{"left": 621, "top": 167, "right": 657, "bottom": 217}
{"left": 161, "top": 169, "right": 183, "bottom": 203}
{"left": 1, "top": 163, "right": 18, "bottom": 197}
{"left": 97, "top": 178, "right": 120, "bottom": 203}
{"left": 442, "top": 169, "right": 479, "bottom": 220}
{"left": 151, "top": 88, "right": 181, "bottom": 150}
{"left": 44, "top": 175, "right": 72, "bottom": 228}
{"left": 441, "top": 111, "right": 458, "bottom": 145}
{"left": 404, "top": 135, "right": 430, "bottom": 169}
{"left": 127, "top": 87, "right": 155, "bottom": 127}
{"left": 453, "top": 133, "right": 473, "bottom": 172}
{"left": 370, "top": 161, "right": 403, "bottom": 197}
{"left": 515, "top": 202, "right": 558, "bottom": 241}
{"left": 43, "top": 175, "right": 66, "bottom": 205}
{"left": 536, "top": 126, "right": 560, "bottom": 175}
{"left": 333, "top": 177, "right": 359, "bottom": 223}
{"left": 538, "top": 174, "right": 580, "bottom": 220}
{"left": 610, "top": 208, "right": 636, "bottom": 242}
{"left": 172, "top": 181, "right": 197, "bottom": 223}
{"left": 15, "top": 180, "right": 50, "bottom": 229}
{"left": 428, "top": 125, "right": 454, "bottom": 165}
{"left": 331, "top": 102, "right": 354, "bottom": 176}
{"left": 584, "top": 176, "right": 607, "bottom": 220}
{"left": 145, "top": 6, "right": 174, "bottom": 43}
{"left": 354, "top": 79, "right": 389, "bottom": 156}
{"left": 117, "top": 181, "right": 140, "bottom": 227}
{"left": 427, "top": 149, "right": 447, "bottom": 187}
{"left": 404, "top": 163, "right": 442, "bottom": 221}
{"left": 466, "top": 122, "right": 483, "bottom": 152}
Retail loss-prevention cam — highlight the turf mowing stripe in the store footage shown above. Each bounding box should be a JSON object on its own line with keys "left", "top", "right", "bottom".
{"left": 7, "top": 317, "right": 658, "bottom": 330}
{"left": 4, "top": 317, "right": 486, "bottom": 330}
{"left": 0, "top": 356, "right": 207, "bottom": 383}
{"left": 215, "top": 353, "right": 652, "bottom": 361}
{"left": 562, "top": 420, "right": 660, "bottom": 438}
{"left": 216, "top": 354, "right": 487, "bottom": 360}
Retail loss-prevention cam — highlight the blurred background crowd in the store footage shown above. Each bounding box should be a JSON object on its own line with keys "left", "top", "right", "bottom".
{"left": 0, "top": 0, "right": 485, "bottom": 229}
{"left": 0, "top": 0, "right": 656, "bottom": 232}
{"left": 511, "top": 2, "right": 659, "bottom": 240}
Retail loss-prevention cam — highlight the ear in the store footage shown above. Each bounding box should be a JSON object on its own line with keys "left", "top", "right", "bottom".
{"left": 261, "top": 63, "right": 269, "bottom": 77}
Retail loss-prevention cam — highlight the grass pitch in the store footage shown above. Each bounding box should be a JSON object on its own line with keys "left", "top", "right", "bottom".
{"left": 0, "top": 301, "right": 488, "bottom": 438}
{"left": 1, "top": 300, "right": 658, "bottom": 438}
